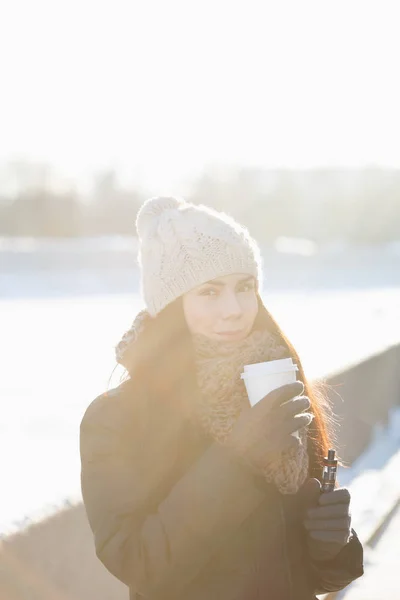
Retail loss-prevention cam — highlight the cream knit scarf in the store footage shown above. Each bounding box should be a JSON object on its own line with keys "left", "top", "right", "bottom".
{"left": 190, "top": 328, "right": 309, "bottom": 495}
{"left": 116, "top": 312, "right": 309, "bottom": 495}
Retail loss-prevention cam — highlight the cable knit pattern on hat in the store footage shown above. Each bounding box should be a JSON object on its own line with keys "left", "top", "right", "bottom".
{"left": 135, "top": 196, "right": 263, "bottom": 316}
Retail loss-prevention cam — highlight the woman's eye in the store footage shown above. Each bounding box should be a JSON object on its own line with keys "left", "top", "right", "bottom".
{"left": 200, "top": 288, "right": 218, "bottom": 296}
{"left": 238, "top": 283, "right": 254, "bottom": 293}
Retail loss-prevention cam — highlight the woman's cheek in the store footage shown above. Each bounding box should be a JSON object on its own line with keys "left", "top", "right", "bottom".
{"left": 242, "top": 292, "right": 258, "bottom": 316}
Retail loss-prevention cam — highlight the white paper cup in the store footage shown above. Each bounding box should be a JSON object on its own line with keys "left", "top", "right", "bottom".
{"left": 241, "top": 359, "right": 301, "bottom": 438}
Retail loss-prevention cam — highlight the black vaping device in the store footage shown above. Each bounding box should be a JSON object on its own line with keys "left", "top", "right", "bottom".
{"left": 321, "top": 449, "right": 338, "bottom": 493}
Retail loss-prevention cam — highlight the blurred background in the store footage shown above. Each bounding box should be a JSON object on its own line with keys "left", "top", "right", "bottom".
{"left": 1, "top": 1, "right": 399, "bottom": 599}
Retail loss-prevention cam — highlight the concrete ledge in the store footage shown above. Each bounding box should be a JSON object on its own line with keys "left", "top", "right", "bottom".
{"left": 1, "top": 343, "right": 399, "bottom": 599}
{"left": 0, "top": 504, "right": 126, "bottom": 599}
{"left": 323, "top": 343, "right": 400, "bottom": 467}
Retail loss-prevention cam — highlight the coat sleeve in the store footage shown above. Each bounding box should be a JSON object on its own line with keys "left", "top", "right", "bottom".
{"left": 308, "top": 528, "right": 364, "bottom": 595}
{"left": 79, "top": 389, "right": 268, "bottom": 598}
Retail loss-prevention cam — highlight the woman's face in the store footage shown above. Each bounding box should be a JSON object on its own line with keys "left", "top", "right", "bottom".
{"left": 182, "top": 273, "right": 259, "bottom": 342}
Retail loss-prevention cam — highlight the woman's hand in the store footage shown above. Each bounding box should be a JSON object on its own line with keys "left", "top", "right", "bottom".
{"left": 302, "top": 478, "right": 352, "bottom": 562}
{"left": 226, "top": 381, "right": 313, "bottom": 474}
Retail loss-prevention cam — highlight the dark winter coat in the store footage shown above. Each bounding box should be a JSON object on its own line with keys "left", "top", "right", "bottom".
{"left": 80, "top": 374, "right": 364, "bottom": 600}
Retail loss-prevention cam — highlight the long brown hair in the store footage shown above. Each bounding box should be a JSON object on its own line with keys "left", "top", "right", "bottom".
{"left": 120, "top": 292, "right": 340, "bottom": 484}
{"left": 252, "top": 296, "right": 339, "bottom": 481}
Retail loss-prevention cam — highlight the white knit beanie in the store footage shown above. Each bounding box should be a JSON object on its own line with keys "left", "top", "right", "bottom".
{"left": 136, "top": 196, "right": 263, "bottom": 316}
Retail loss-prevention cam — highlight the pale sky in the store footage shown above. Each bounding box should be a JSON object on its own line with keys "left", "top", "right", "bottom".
{"left": 1, "top": 0, "right": 400, "bottom": 192}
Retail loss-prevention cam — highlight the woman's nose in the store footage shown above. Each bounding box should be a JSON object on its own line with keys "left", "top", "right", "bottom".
{"left": 220, "top": 293, "right": 243, "bottom": 318}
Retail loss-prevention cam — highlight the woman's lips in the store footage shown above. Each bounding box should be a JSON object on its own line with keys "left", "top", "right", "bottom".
{"left": 216, "top": 330, "right": 246, "bottom": 340}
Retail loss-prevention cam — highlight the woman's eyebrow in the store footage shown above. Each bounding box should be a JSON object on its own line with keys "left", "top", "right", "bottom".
{"left": 203, "top": 275, "right": 254, "bottom": 287}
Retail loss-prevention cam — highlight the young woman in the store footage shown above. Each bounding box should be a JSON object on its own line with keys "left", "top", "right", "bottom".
{"left": 80, "top": 196, "right": 364, "bottom": 600}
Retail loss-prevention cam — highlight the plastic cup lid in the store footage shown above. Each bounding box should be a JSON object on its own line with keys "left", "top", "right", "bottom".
{"left": 243, "top": 358, "right": 297, "bottom": 375}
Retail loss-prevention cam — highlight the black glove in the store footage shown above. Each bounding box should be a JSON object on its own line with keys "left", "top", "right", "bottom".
{"left": 226, "top": 381, "right": 314, "bottom": 474}
{"left": 300, "top": 478, "right": 352, "bottom": 561}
